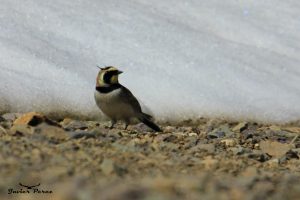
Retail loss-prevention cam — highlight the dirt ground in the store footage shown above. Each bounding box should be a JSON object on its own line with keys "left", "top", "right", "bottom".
{"left": 0, "top": 112, "right": 300, "bottom": 200}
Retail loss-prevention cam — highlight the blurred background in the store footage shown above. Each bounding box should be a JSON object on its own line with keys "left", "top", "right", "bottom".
{"left": 0, "top": 0, "right": 299, "bottom": 123}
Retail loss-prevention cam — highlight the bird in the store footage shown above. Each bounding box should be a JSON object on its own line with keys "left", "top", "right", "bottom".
{"left": 94, "top": 66, "right": 161, "bottom": 132}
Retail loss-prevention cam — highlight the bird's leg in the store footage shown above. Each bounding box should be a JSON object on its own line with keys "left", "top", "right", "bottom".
{"left": 124, "top": 120, "right": 130, "bottom": 130}
{"left": 124, "top": 124, "right": 128, "bottom": 130}
{"left": 109, "top": 120, "right": 116, "bottom": 129}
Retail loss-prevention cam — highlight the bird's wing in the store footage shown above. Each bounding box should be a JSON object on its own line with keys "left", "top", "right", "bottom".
{"left": 119, "top": 85, "right": 143, "bottom": 113}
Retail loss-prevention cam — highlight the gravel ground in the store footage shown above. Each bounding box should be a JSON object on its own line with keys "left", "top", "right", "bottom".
{"left": 0, "top": 112, "right": 300, "bottom": 200}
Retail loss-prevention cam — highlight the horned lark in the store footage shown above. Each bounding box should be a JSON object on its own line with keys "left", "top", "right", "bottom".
{"left": 94, "top": 66, "right": 161, "bottom": 132}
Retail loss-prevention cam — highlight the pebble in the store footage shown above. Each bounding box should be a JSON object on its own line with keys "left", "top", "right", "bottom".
{"left": 232, "top": 122, "right": 248, "bottom": 132}
{"left": 208, "top": 125, "right": 234, "bottom": 139}
{"left": 188, "top": 132, "right": 198, "bottom": 137}
{"left": 201, "top": 156, "right": 218, "bottom": 170}
{"left": 9, "top": 124, "right": 34, "bottom": 136}
{"left": 1, "top": 113, "right": 22, "bottom": 122}
{"left": 68, "top": 131, "right": 96, "bottom": 139}
{"left": 13, "top": 112, "right": 46, "bottom": 126}
{"left": 0, "top": 126, "right": 7, "bottom": 135}
{"left": 265, "top": 159, "right": 279, "bottom": 168}
{"left": 220, "top": 139, "right": 237, "bottom": 147}
{"left": 229, "top": 146, "right": 244, "bottom": 155}
{"left": 269, "top": 125, "right": 281, "bottom": 132}
{"left": 63, "top": 120, "right": 88, "bottom": 131}
{"left": 100, "top": 159, "right": 115, "bottom": 175}
{"left": 189, "top": 143, "right": 215, "bottom": 154}
{"left": 34, "top": 123, "right": 69, "bottom": 141}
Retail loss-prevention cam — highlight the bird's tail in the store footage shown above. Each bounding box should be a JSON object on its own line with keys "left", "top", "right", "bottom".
{"left": 138, "top": 113, "right": 162, "bottom": 132}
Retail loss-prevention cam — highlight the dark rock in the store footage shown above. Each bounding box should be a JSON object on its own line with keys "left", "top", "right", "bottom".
{"left": 207, "top": 131, "right": 225, "bottom": 139}
{"left": 229, "top": 146, "right": 244, "bottom": 155}
{"left": 285, "top": 150, "right": 299, "bottom": 160}
{"left": 248, "top": 151, "right": 271, "bottom": 162}
{"left": 13, "top": 112, "right": 60, "bottom": 127}
{"left": 163, "top": 134, "right": 178, "bottom": 143}
{"left": 68, "top": 131, "right": 96, "bottom": 139}
{"left": 63, "top": 120, "right": 88, "bottom": 131}
{"left": 189, "top": 143, "right": 215, "bottom": 154}
{"left": 232, "top": 122, "right": 248, "bottom": 132}
{"left": 207, "top": 125, "right": 234, "bottom": 139}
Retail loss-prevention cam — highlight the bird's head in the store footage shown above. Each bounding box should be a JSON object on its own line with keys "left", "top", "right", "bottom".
{"left": 96, "top": 66, "right": 123, "bottom": 86}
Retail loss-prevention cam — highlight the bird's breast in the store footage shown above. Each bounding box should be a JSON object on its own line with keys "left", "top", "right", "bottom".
{"left": 94, "top": 88, "right": 121, "bottom": 103}
{"left": 94, "top": 89, "right": 136, "bottom": 120}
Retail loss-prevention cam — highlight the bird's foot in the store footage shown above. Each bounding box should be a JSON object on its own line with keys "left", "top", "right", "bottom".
{"left": 109, "top": 121, "right": 116, "bottom": 129}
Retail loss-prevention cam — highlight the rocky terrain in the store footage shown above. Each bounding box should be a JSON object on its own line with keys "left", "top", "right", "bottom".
{"left": 0, "top": 112, "right": 299, "bottom": 200}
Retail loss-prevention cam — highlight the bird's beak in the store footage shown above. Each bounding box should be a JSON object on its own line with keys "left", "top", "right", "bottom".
{"left": 117, "top": 70, "right": 123, "bottom": 74}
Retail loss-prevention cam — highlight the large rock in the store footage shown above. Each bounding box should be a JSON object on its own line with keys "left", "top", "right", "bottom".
{"left": 13, "top": 112, "right": 59, "bottom": 127}
{"left": 259, "top": 141, "right": 293, "bottom": 158}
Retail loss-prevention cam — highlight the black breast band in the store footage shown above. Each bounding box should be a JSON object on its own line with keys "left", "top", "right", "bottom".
{"left": 95, "top": 85, "right": 121, "bottom": 93}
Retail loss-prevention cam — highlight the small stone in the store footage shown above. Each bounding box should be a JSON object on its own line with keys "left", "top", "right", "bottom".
{"left": 229, "top": 146, "right": 244, "bottom": 155}
{"left": 2, "top": 113, "right": 22, "bottom": 122}
{"left": 10, "top": 124, "right": 34, "bottom": 136}
{"left": 60, "top": 118, "right": 73, "bottom": 126}
{"left": 162, "top": 134, "right": 178, "bottom": 143}
{"left": 282, "top": 127, "right": 300, "bottom": 134}
{"left": 248, "top": 150, "right": 271, "bottom": 162}
{"left": 183, "top": 136, "right": 198, "bottom": 148}
{"left": 260, "top": 140, "right": 293, "bottom": 158}
{"left": 13, "top": 112, "right": 58, "bottom": 127}
{"left": 208, "top": 125, "right": 234, "bottom": 139}
{"left": 63, "top": 120, "right": 88, "bottom": 131}
{"left": 34, "top": 123, "right": 69, "bottom": 141}
{"left": 178, "top": 126, "right": 194, "bottom": 132}
{"left": 188, "top": 132, "right": 197, "bottom": 137}
{"left": 232, "top": 122, "right": 248, "bottom": 132}
{"left": 269, "top": 125, "right": 281, "bottom": 132}
{"left": 220, "top": 139, "right": 237, "bottom": 147}
{"left": 0, "top": 120, "right": 12, "bottom": 129}
{"left": 265, "top": 159, "right": 279, "bottom": 168}
{"left": 100, "top": 159, "right": 115, "bottom": 175}
{"left": 68, "top": 131, "right": 96, "bottom": 139}
{"left": 0, "top": 125, "right": 7, "bottom": 135}
{"left": 285, "top": 150, "right": 299, "bottom": 160}
{"left": 189, "top": 143, "right": 215, "bottom": 154}
{"left": 201, "top": 156, "right": 218, "bottom": 170}
{"left": 242, "top": 166, "right": 258, "bottom": 177}
{"left": 13, "top": 112, "right": 46, "bottom": 126}
{"left": 173, "top": 132, "right": 186, "bottom": 138}
{"left": 207, "top": 131, "right": 225, "bottom": 139}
